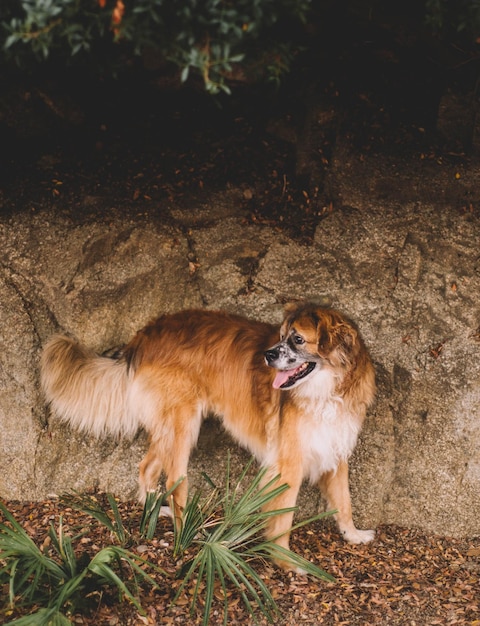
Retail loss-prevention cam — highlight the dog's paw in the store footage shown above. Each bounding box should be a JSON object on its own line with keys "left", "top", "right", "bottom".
{"left": 273, "top": 558, "right": 308, "bottom": 576}
{"left": 159, "top": 505, "right": 173, "bottom": 518}
{"left": 342, "top": 527, "right": 375, "bottom": 544}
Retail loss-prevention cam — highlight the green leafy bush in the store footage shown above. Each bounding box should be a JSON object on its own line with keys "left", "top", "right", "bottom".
{"left": 1, "top": 460, "right": 334, "bottom": 625}
{"left": 425, "top": 0, "right": 480, "bottom": 38}
{"left": 172, "top": 458, "right": 334, "bottom": 625}
{"left": 0, "top": 500, "right": 166, "bottom": 625}
{"left": 1, "top": 0, "right": 311, "bottom": 93}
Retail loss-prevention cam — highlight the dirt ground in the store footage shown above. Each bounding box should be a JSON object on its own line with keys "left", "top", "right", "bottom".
{"left": 1, "top": 496, "right": 479, "bottom": 625}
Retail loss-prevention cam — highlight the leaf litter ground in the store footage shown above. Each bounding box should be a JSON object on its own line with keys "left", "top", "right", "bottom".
{"left": 1, "top": 497, "right": 478, "bottom": 625}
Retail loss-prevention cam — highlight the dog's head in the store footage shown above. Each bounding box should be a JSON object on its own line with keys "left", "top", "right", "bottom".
{"left": 264, "top": 302, "right": 361, "bottom": 390}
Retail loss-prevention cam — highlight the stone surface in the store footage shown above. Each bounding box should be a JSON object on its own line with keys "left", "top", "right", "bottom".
{"left": 0, "top": 147, "right": 479, "bottom": 541}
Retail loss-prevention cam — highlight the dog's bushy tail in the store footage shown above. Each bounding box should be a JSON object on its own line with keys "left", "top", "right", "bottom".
{"left": 40, "top": 335, "right": 138, "bottom": 439}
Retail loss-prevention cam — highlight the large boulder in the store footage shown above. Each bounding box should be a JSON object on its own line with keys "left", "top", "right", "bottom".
{"left": 0, "top": 209, "right": 202, "bottom": 500}
{"left": 0, "top": 166, "right": 479, "bottom": 540}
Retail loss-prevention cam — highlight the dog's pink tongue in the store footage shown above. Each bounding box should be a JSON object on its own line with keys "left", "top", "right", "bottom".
{"left": 272, "top": 370, "right": 293, "bottom": 389}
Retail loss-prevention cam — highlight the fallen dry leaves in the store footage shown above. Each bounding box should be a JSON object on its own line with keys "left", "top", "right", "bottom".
{"left": 1, "top": 497, "right": 479, "bottom": 625}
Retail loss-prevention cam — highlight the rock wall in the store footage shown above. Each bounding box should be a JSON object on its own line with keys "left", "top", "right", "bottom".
{"left": 0, "top": 151, "right": 479, "bottom": 539}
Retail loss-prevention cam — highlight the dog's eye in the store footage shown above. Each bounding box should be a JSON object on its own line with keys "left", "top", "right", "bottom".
{"left": 293, "top": 334, "right": 305, "bottom": 345}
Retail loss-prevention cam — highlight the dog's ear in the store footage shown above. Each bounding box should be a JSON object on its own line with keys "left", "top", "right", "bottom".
{"left": 337, "top": 323, "right": 358, "bottom": 349}
{"left": 317, "top": 317, "right": 359, "bottom": 365}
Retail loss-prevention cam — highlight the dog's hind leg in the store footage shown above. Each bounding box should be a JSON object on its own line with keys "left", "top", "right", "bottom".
{"left": 138, "top": 402, "right": 203, "bottom": 523}
{"left": 138, "top": 440, "right": 166, "bottom": 503}
{"left": 318, "top": 460, "right": 375, "bottom": 544}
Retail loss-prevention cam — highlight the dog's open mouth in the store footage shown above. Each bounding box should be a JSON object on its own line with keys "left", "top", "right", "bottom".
{"left": 272, "top": 362, "right": 316, "bottom": 389}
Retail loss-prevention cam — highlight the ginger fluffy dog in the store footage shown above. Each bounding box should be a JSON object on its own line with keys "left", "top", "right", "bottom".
{"left": 41, "top": 302, "right": 376, "bottom": 569}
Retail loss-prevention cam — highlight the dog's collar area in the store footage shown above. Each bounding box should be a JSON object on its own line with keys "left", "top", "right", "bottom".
{"left": 272, "top": 362, "right": 317, "bottom": 389}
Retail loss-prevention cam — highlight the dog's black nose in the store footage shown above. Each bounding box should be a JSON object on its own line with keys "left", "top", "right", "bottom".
{"left": 264, "top": 349, "right": 278, "bottom": 365}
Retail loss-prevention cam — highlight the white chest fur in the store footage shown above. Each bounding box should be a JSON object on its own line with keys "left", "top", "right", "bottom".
{"left": 294, "top": 369, "right": 361, "bottom": 483}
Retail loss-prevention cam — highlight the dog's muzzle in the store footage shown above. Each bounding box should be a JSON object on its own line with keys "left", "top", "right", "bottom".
{"left": 264, "top": 346, "right": 283, "bottom": 365}
{"left": 264, "top": 342, "right": 317, "bottom": 389}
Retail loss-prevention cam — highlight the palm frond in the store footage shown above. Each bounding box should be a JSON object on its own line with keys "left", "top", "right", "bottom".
{"left": 59, "top": 492, "right": 127, "bottom": 545}
{"left": 173, "top": 489, "right": 208, "bottom": 558}
{"left": 106, "top": 495, "right": 126, "bottom": 544}
{"left": 139, "top": 478, "right": 183, "bottom": 540}
{"left": 0, "top": 500, "right": 168, "bottom": 624}
{"left": 47, "top": 517, "right": 78, "bottom": 578}
{"left": 171, "top": 456, "right": 335, "bottom": 625}
{"left": 138, "top": 490, "right": 164, "bottom": 539}
{"left": 5, "top": 607, "right": 73, "bottom": 626}
{"left": 88, "top": 545, "right": 165, "bottom": 613}
{"left": 0, "top": 502, "right": 67, "bottom": 606}
{"left": 252, "top": 540, "right": 335, "bottom": 580}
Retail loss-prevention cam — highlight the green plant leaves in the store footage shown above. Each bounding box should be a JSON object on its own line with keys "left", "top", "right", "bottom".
{"left": 1, "top": 458, "right": 335, "bottom": 625}
{"left": 171, "top": 455, "right": 334, "bottom": 625}
{"left": 0, "top": 499, "right": 164, "bottom": 625}
{"left": 1, "top": 0, "right": 311, "bottom": 92}
{"left": 5, "top": 607, "right": 73, "bottom": 626}
{"left": 59, "top": 492, "right": 126, "bottom": 545}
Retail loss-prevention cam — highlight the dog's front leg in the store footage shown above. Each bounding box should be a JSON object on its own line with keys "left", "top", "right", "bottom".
{"left": 262, "top": 459, "right": 304, "bottom": 572}
{"left": 318, "top": 460, "right": 375, "bottom": 544}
